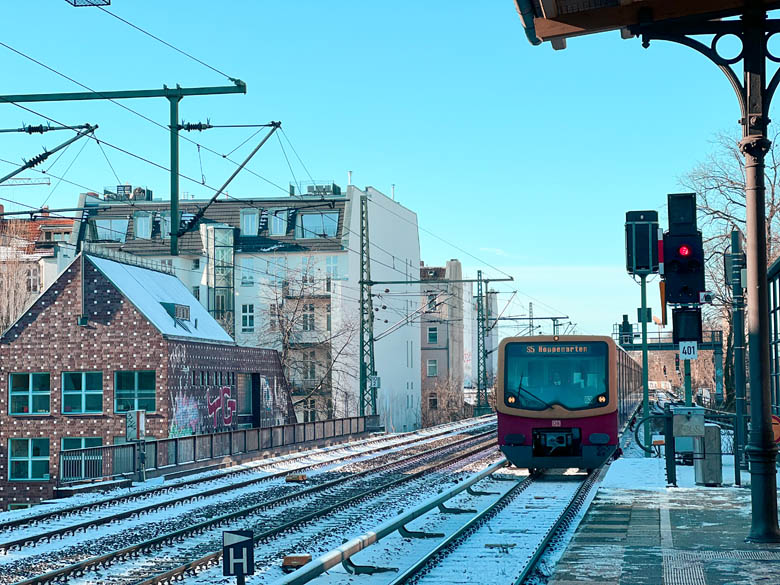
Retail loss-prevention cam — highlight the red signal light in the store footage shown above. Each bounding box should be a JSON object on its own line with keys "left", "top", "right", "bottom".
{"left": 678, "top": 245, "right": 691, "bottom": 257}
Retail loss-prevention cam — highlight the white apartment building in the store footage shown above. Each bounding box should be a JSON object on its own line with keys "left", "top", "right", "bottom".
{"left": 68, "top": 183, "right": 422, "bottom": 431}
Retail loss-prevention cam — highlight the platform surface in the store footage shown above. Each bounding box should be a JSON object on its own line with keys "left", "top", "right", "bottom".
{"left": 549, "top": 455, "right": 780, "bottom": 585}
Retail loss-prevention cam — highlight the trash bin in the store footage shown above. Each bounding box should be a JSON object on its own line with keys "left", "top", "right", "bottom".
{"left": 694, "top": 423, "right": 722, "bottom": 486}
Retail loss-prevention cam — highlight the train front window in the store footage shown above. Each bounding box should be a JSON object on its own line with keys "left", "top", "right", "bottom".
{"left": 503, "top": 342, "right": 608, "bottom": 411}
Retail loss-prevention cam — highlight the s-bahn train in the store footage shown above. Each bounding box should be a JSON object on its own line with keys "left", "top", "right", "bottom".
{"left": 497, "top": 335, "right": 642, "bottom": 471}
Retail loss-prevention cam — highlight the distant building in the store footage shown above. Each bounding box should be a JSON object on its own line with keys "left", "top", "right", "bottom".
{"left": 0, "top": 252, "right": 293, "bottom": 510}
{"left": 0, "top": 205, "right": 75, "bottom": 333}
{"left": 69, "top": 183, "right": 422, "bottom": 431}
{"left": 420, "top": 260, "right": 467, "bottom": 426}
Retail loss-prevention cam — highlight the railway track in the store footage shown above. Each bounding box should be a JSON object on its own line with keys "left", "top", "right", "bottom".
{"left": 273, "top": 467, "right": 600, "bottom": 585}
{"left": 4, "top": 426, "right": 497, "bottom": 585}
{"left": 0, "top": 417, "right": 494, "bottom": 555}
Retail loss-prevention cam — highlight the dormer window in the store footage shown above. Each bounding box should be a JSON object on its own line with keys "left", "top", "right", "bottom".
{"left": 134, "top": 212, "right": 152, "bottom": 239}
{"left": 240, "top": 209, "right": 259, "bottom": 236}
{"left": 175, "top": 304, "right": 190, "bottom": 321}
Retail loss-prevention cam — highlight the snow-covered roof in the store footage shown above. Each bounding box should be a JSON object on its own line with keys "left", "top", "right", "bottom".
{"left": 87, "top": 254, "right": 234, "bottom": 344}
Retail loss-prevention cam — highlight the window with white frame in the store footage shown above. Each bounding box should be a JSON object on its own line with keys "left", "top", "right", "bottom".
{"left": 9, "top": 438, "right": 49, "bottom": 480}
{"left": 302, "top": 303, "right": 315, "bottom": 331}
{"left": 240, "top": 257, "right": 254, "bottom": 286}
{"left": 268, "top": 209, "right": 287, "bottom": 236}
{"left": 9, "top": 373, "right": 50, "bottom": 415}
{"left": 427, "top": 326, "right": 438, "bottom": 344}
{"left": 428, "top": 393, "right": 438, "bottom": 410}
{"left": 426, "top": 359, "right": 438, "bottom": 377}
{"left": 192, "top": 285, "right": 200, "bottom": 301}
{"left": 26, "top": 266, "right": 39, "bottom": 292}
{"left": 114, "top": 370, "right": 155, "bottom": 413}
{"left": 240, "top": 209, "right": 259, "bottom": 236}
{"left": 62, "top": 371, "right": 103, "bottom": 414}
{"left": 242, "top": 304, "right": 255, "bottom": 333}
{"left": 134, "top": 212, "right": 152, "bottom": 239}
{"left": 427, "top": 294, "right": 437, "bottom": 311}
{"left": 268, "top": 257, "right": 286, "bottom": 284}
{"left": 269, "top": 304, "right": 280, "bottom": 331}
{"left": 160, "top": 212, "right": 172, "bottom": 240}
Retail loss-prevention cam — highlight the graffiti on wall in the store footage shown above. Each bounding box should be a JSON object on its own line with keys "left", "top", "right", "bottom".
{"left": 208, "top": 386, "right": 237, "bottom": 427}
{"left": 170, "top": 390, "right": 200, "bottom": 437}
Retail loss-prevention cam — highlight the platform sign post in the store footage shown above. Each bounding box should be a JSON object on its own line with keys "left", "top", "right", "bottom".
{"left": 223, "top": 530, "right": 254, "bottom": 585}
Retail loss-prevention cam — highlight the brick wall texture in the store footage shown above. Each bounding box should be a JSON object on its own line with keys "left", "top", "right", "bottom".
{"left": 0, "top": 255, "right": 292, "bottom": 510}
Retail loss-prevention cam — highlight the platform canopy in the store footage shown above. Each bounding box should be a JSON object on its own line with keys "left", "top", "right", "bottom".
{"left": 515, "top": 0, "right": 780, "bottom": 48}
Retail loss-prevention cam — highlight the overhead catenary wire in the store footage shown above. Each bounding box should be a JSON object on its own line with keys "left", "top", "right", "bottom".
{"left": 40, "top": 137, "right": 91, "bottom": 208}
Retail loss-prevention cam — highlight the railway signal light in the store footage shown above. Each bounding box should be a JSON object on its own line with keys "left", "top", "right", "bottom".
{"left": 663, "top": 194, "right": 705, "bottom": 305}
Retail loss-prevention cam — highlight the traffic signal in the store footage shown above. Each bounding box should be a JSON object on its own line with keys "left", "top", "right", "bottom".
{"left": 675, "top": 353, "right": 680, "bottom": 372}
{"left": 672, "top": 307, "right": 703, "bottom": 343}
{"left": 664, "top": 232, "right": 705, "bottom": 304}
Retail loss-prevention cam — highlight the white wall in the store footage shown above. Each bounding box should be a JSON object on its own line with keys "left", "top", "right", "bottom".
{"left": 345, "top": 186, "right": 421, "bottom": 431}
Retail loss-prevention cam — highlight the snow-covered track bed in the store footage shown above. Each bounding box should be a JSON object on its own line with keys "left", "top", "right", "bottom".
{"left": 3, "top": 429, "right": 496, "bottom": 585}
{"left": 274, "top": 469, "right": 598, "bottom": 585}
{"left": 0, "top": 417, "right": 494, "bottom": 556}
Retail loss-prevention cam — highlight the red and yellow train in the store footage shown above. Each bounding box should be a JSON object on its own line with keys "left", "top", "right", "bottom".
{"left": 497, "top": 335, "right": 642, "bottom": 471}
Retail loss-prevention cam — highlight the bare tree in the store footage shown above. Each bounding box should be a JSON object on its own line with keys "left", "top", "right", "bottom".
{"left": 680, "top": 130, "right": 780, "bottom": 405}
{"left": 421, "top": 378, "right": 467, "bottom": 428}
{"left": 254, "top": 256, "right": 358, "bottom": 422}
{"left": 0, "top": 220, "right": 40, "bottom": 334}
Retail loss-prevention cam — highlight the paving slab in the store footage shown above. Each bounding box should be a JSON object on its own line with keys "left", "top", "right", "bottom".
{"left": 548, "top": 457, "right": 780, "bottom": 585}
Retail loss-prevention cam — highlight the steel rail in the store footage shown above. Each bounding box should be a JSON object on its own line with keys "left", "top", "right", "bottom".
{"left": 12, "top": 432, "right": 496, "bottom": 585}
{"left": 511, "top": 469, "right": 602, "bottom": 585}
{"left": 131, "top": 441, "right": 500, "bottom": 585}
{"left": 274, "top": 460, "right": 524, "bottom": 585}
{"left": 0, "top": 417, "right": 494, "bottom": 544}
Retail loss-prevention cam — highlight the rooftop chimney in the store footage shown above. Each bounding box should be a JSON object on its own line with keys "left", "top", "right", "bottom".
{"left": 347, "top": 170, "right": 352, "bottom": 186}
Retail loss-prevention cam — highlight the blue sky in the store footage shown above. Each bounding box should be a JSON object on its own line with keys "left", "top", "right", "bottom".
{"left": 0, "top": 1, "right": 757, "bottom": 335}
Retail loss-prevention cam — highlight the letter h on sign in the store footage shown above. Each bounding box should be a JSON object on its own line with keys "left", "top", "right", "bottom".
{"left": 223, "top": 530, "right": 254, "bottom": 583}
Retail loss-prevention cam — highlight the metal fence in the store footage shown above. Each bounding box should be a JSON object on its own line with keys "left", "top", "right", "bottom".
{"left": 59, "top": 416, "right": 367, "bottom": 485}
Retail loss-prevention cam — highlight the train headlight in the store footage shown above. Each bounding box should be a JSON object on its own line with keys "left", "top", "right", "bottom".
{"left": 507, "top": 396, "right": 516, "bottom": 404}
{"left": 597, "top": 395, "right": 606, "bottom": 403}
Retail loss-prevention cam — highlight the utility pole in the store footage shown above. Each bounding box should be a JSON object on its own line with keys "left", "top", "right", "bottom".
{"left": 358, "top": 192, "right": 376, "bottom": 417}
{"left": 0, "top": 81, "right": 247, "bottom": 255}
{"left": 474, "top": 270, "right": 490, "bottom": 416}
{"left": 528, "top": 302, "right": 534, "bottom": 332}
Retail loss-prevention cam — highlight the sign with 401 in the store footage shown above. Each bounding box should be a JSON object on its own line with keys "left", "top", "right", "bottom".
{"left": 679, "top": 341, "right": 698, "bottom": 361}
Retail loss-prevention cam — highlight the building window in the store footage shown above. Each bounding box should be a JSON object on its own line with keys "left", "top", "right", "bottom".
{"left": 192, "top": 258, "right": 200, "bottom": 270}
{"left": 27, "top": 266, "right": 40, "bottom": 292}
{"left": 242, "top": 304, "right": 255, "bottom": 333}
{"left": 325, "top": 255, "right": 339, "bottom": 282}
{"left": 303, "top": 350, "right": 316, "bottom": 381}
{"left": 240, "top": 209, "right": 259, "bottom": 236}
{"left": 427, "top": 294, "right": 437, "bottom": 311}
{"left": 427, "top": 326, "right": 438, "bottom": 344}
{"left": 303, "top": 398, "right": 316, "bottom": 422}
{"left": 192, "top": 285, "right": 200, "bottom": 301}
{"left": 270, "top": 304, "right": 280, "bottom": 331}
{"left": 326, "top": 304, "right": 331, "bottom": 332}
{"left": 9, "top": 438, "right": 49, "bottom": 480}
{"left": 268, "top": 257, "right": 287, "bottom": 284}
{"left": 114, "top": 370, "right": 155, "bottom": 413}
{"left": 241, "top": 257, "right": 254, "bottom": 286}
{"left": 296, "top": 212, "right": 339, "bottom": 238}
{"left": 302, "top": 304, "right": 315, "bottom": 331}
{"left": 269, "top": 209, "right": 287, "bottom": 236}
{"left": 9, "top": 373, "right": 50, "bottom": 415}
{"left": 134, "top": 212, "right": 152, "bottom": 239}
{"left": 62, "top": 371, "right": 103, "bottom": 414}
{"left": 429, "top": 393, "right": 438, "bottom": 410}
{"left": 160, "top": 259, "right": 174, "bottom": 272}
{"left": 426, "top": 359, "right": 438, "bottom": 377}
{"left": 91, "top": 218, "right": 128, "bottom": 243}
{"left": 160, "top": 212, "right": 172, "bottom": 240}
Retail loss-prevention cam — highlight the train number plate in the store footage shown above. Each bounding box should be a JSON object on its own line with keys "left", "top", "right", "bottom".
{"left": 552, "top": 420, "right": 561, "bottom": 427}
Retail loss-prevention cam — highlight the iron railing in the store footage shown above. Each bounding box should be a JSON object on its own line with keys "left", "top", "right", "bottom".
{"left": 59, "top": 416, "right": 367, "bottom": 485}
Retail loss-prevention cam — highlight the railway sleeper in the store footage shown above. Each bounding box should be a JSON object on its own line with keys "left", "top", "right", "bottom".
{"left": 342, "top": 556, "right": 398, "bottom": 575}
{"left": 438, "top": 502, "right": 476, "bottom": 515}
{"left": 398, "top": 524, "right": 445, "bottom": 539}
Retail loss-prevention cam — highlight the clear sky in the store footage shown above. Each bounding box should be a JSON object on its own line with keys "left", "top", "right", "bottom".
{"left": 0, "top": 1, "right": 758, "bottom": 336}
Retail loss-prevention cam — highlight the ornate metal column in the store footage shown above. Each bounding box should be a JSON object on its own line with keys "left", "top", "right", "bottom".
{"left": 632, "top": 2, "right": 780, "bottom": 541}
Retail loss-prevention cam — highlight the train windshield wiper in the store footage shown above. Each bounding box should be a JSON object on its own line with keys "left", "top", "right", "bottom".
{"left": 516, "top": 382, "right": 554, "bottom": 410}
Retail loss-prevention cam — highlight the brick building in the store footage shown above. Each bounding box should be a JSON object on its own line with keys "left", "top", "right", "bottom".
{"left": 0, "top": 252, "right": 293, "bottom": 510}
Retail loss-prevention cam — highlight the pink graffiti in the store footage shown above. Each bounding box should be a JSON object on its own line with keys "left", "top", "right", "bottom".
{"left": 208, "top": 386, "right": 237, "bottom": 427}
